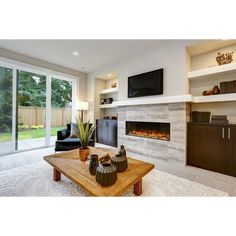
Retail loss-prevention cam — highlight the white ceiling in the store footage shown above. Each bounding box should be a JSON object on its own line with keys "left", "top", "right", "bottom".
{"left": 0, "top": 40, "right": 162, "bottom": 73}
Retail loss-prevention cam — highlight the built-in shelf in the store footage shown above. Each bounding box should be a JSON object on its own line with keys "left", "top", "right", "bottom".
{"left": 188, "top": 62, "right": 236, "bottom": 80}
{"left": 113, "top": 95, "right": 193, "bottom": 107}
{"left": 99, "top": 104, "right": 117, "bottom": 108}
{"left": 111, "top": 93, "right": 236, "bottom": 107}
{"left": 100, "top": 87, "right": 119, "bottom": 95}
{"left": 192, "top": 93, "right": 236, "bottom": 103}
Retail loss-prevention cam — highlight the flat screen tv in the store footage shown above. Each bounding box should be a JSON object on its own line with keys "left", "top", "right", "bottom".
{"left": 128, "top": 68, "right": 163, "bottom": 98}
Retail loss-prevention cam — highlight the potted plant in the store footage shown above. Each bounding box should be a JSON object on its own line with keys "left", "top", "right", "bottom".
{"left": 75, "top": 116, "right": 95, "bottom": 161}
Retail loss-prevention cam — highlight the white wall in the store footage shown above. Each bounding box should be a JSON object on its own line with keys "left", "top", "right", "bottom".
{"left": 87, "top": 74, "right": 95, "bottom": 122}
{"left": 191, "top": 44, "right": 236, "bottom": 71}
{"left": 87, "top": 40, "right": 195, "bottom": 122}
{"left": 117, "top": 40, "right": 188, "bottom": 100}
{"left": 94, "top": 78, "right": 106, "bottom": 121}
{"left": 105, "top": 78, "right": 118, "bottom": 89}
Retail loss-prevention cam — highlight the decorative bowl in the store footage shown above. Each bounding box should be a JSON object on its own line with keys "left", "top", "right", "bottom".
{"left": 111, "top": 154, "right": 128, "bottom": 172}
{"left": 95, "top": 163, "right": 117, "bottom": 186}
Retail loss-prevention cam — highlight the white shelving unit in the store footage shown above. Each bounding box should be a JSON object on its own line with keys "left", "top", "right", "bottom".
{"left": 188, "top": 61, "right": 236, "bottom": 103}
{"left": 99, "top": 87, "right": 119, "bottom": 109}
{"left": 192, "top": 93, "right": 236, "bottom": 103}
{"left": 99, "top": 87, "right": 119, "bottom": 95}
{"left": 112, "top": 94, "right": 236, "bottom": 106}
{"left": 188, "top": 62, "right": 236, "bottom": 80}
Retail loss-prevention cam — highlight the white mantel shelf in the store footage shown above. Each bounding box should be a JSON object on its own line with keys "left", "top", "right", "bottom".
{"left": 111, "top": 93, "right": 236, "bottom": 107}
{"left": 113, "top": 95, "right": 193, "bottom": 107}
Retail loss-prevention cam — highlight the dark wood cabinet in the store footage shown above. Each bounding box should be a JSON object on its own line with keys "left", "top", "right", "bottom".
{"left": 96, "top": 119, "right": 106, "bottom": 144}
{"left": 96, "top": 119, "right": 117, "bottom": 147}
{"left": 226, "top": 126, "right": 236, "bottom": 176}
{"left": 187, "top": 123, "right": 236, "bottom": 177}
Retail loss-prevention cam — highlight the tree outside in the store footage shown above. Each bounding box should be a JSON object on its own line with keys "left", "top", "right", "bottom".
{"left": 51, "top": 77, "right": 72, "bottom": 108}
{"left": 0, "top": 67, "right": 12, "bottom": 133}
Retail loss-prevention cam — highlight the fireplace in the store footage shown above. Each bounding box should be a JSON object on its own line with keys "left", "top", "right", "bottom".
{"left": 126, "top": 121, "right": 170, "bottom": 141}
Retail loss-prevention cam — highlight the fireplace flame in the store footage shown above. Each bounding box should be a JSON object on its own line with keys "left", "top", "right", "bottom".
{"left": 128, "top": 129, "right": 170, "bottom": 141}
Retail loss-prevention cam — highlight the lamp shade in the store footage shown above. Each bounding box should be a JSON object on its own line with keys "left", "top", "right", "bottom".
{"left": 77, "top": 101, "right": 89, "bottom": 111}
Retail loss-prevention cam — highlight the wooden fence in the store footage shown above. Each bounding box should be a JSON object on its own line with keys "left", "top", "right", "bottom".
{"left": 18, "top": 106, "right": 72, "bottom": 127}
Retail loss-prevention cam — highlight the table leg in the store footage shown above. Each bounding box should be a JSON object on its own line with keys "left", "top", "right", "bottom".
{"left": 133, "top": 179, "right": 142, "bottom": 196}
{"left": 53, "top": 168, "right": 61, "bottom": 181}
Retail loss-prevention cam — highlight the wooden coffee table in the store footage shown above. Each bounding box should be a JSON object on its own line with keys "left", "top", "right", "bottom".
{"left": 44, "top": 147, "right": 154, "bottom": 196}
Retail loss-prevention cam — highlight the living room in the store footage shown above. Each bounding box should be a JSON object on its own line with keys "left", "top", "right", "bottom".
{"left": 0, "top": 1, "right": 235, "bottom": 235}
{"left": 1, "top": 39, "right": 236, "bottom": 196}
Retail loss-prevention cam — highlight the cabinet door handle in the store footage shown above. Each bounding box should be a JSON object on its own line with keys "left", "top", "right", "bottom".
{"left": 228, "top": 128, "right": 231, "bottom": 139}
{"left": 222, "top": 128, "right": 225, "bottom": 139}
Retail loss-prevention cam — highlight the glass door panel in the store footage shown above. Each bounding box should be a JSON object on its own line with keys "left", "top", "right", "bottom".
{"left": 0, "top": 66, "right": 13, "bottom": 154}
{"left": 50, "top": 78, "right": 72, "bottom": 145}
{"left": 17, "top": 70, "right": 46, "bottom": 150}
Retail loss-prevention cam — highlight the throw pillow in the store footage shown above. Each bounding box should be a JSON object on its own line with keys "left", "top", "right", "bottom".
{"left": 70, "top": 122, "right": 79, "bottom": 138}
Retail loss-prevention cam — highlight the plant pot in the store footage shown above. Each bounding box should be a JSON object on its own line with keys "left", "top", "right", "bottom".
{"left": 79, "top": 148, "right": 90, "bottom": 161}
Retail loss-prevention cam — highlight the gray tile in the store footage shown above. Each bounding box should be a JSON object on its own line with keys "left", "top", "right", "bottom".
{"left": 118, "top": 102, "right": 187, "bottom": 164}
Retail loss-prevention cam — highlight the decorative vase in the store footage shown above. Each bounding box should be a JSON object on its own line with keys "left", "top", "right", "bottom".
{"left": 212, "top": 85, "right": 220, "bottom": 95}
{"left": 89, "top": 154, "right": 99, "bottom": 175}
{"left": 79, "top": 148, "right": 90, "bottom": 161}
{"left": 118, "top": 145, "right": 126, "bottom": 157}
{"left": 111, "top": 154, "right": 128, "bottom": 172}
{"left": 96, "top": 163, "right": 117, "bottom": 186}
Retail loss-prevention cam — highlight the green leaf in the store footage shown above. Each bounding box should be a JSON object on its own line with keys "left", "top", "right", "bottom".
{"left": 75, "top": 115, "right": 95, "bottom": 149}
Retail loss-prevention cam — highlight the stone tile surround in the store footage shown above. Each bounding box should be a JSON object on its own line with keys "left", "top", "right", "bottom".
{"left": 118, "top": 102, "right": 187, "bottom": 165}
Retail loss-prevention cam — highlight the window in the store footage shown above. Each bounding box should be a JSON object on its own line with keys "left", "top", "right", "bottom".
{"left": 0, "top": 60, "right": 77, "bottom": 155}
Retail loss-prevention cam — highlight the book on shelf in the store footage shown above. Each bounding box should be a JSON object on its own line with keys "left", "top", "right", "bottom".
{"left": 211, "top": 115, "right": 228, "bottom": 124}
{"left": 211, "top": 120, "right": 229, "bottom": 124}
{"left": 211, "top": 115, "right": 227, "bottom": 120}
{"left": 225, "top": 81, "right": 230, "bottom": 93}
{"left": 230, "top": 81, "right": 234, "bottom": 93}
{"left": 220, "top": 80, "right": 236, "bottom": 94}
{"left": 220, "top": 81, "right": 226, "bottom": 94}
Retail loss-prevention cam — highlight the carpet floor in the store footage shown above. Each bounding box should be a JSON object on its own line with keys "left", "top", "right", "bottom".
{"left": 0, "top": 161, "right": 228, "bottom": 197}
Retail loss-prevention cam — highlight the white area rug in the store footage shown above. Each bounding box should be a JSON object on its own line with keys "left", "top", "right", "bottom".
{"left": 0, "top": 161, "right": 228, "bottom": 196}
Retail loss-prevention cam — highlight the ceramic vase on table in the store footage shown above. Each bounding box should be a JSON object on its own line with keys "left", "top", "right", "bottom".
{"left": 96, "top": 163, "right": 117, "bottom": 186}
{"left": 111, "top": 154, "right": 128, "bottom": 172}
{"left": 89, "top": 154, "right": 99, "bottom": 175}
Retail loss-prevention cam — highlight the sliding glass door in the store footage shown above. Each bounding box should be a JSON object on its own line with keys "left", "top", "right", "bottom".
{"left": 0, "top": 61, "right": 76, "bottom": 155}
{"left": 50, "top": 77, "right": 72, "bottom": 145}
{"left": 0, "top": 66, "right": 13, "bottom": 154}
{"left": 16, "top": 70, "right": 47, "bottom": 150}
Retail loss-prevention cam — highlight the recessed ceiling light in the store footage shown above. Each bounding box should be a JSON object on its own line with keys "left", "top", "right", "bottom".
{"left": 72, "top": 50, "right": 79, "bottom": 56}
{"left": 107, "top": 74, "right": 112, "bottom": 77}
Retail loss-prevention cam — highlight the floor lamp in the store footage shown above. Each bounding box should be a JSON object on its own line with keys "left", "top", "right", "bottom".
{"left": 77, "top": 101, "right": 89, "bottom": 122}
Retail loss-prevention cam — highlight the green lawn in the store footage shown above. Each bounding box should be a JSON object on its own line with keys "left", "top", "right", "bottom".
{"left": 0, "top": 127, "right": 64, "bottom": 142}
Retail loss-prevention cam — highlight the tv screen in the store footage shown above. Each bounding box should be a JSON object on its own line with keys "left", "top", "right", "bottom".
{"left": 128, "top": 68, "right": 163, "bottom": 98}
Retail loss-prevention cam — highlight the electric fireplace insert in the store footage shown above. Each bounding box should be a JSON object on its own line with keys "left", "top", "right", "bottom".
{"left": 126, "top": 121, "right": 170, "bottom": 141}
